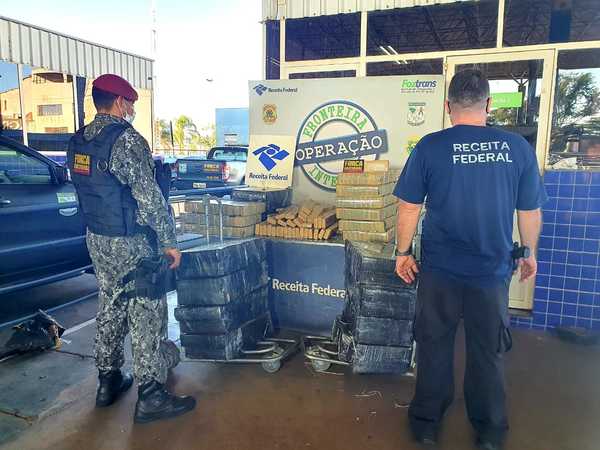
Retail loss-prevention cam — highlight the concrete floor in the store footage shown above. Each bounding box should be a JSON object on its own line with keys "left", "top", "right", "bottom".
{"left": 2, "top": 320, "right": 600, "bottom": 450}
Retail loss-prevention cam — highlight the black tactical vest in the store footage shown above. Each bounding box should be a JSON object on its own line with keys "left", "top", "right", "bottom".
{"left": 67, "top": 123, "right": 141, "bottom": 237}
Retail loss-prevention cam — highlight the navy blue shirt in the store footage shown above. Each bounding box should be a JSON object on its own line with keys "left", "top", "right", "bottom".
{"left": 394, "top": 125, "right": 547, "bottom": 280}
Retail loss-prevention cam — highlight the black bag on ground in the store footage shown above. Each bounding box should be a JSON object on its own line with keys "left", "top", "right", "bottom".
{"left": 177, "top": 261, "right": 268, "bottom": 306}
{"left": 175, "top": 286, "right": 268, "bottom": 334}
{"left": 0, "top": 311, "right": 65, "bottom": 359}
{"left": 181, "top": 313, "right": 271, "bottom": 360}
{"left": 178, "top": 238, "right": 267, "bottom": 279}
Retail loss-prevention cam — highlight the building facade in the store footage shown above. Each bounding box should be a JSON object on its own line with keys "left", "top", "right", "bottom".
{"left": 262, "top": 0, "right": 600, "bottom": 330}
{"left": 0, "top": 16, "right": 154, "bottom": 154}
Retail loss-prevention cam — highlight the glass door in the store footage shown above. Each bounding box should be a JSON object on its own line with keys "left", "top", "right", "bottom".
{"left": 446, "top": 51, "right": 555, "bottom": 310}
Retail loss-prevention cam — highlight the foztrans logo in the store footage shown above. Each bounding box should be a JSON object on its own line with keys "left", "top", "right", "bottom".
{"left": 400, "top": 79, "right": 438, "bottom": 94}
{"left": 254, "top": 84, "right": 268, "bottom": 96}
{"left": 253, "top": 144, "right": 290, "bottom": 171}
{"left": 295, "top": 101, "right": 388, "bottom": 191}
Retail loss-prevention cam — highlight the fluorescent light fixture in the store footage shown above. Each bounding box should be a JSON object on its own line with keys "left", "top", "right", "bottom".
{"left": 379, "top": 45, "right": 391, "bottom": 55}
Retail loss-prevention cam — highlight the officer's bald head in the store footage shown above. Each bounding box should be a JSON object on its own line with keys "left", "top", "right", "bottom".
{"left": 448, "top": 69, "right": 490, "bottom": 110}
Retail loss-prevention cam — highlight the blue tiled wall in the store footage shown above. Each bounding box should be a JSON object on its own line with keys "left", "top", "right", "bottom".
{"left": 512, "top": 170, "right": 600, "bottom": 331}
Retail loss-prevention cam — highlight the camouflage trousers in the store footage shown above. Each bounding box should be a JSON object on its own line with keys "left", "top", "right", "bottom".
{"left": 87, "top": 231, "right": 168, "bottom": 385}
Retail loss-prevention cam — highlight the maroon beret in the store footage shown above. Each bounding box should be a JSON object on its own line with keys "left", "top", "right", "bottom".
{"left": 93, "top": 74, "right": 138, "bottom": 102}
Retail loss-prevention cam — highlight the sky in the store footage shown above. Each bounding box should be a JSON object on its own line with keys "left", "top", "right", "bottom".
{"left": 2, "top": 0, "right": 263, "bottom": 126}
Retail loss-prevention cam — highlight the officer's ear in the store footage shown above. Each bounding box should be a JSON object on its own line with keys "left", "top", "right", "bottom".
{"left": 485, "top": 97, "right": 492, "bottom": 114}
{"left": 445, "top": 101, "right": 451, "bottom": 115}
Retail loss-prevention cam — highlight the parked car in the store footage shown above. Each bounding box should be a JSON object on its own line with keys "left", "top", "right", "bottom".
{"left": 0, "top": 135, "right": 91, "bottom": 295}
{"left": 172, "top": 146, "right": 247, "bottom": 190}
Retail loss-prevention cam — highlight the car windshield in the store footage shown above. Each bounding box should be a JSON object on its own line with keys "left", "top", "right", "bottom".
{"left": 210, "top": 148, "right": 247, "bottom": 161}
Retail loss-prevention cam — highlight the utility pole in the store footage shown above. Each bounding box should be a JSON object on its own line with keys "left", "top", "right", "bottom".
{"left": 150, "top": 0, "right": 158, "bottom": 153}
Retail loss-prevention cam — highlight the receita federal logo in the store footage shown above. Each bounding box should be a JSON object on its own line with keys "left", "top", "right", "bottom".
{"left": 295, "top": 100, "right": 389, "bottom": 191}
{"left": 254, "top": 84, "right": 268, "bottom": 96}
{"left": 253, "top": 144, "right": 290, "bottom": 171}
{"left": 253, "top": 84, "right": 299, "bottom": 96}
{"left": 400, "top": 79, "right": 437, "bottom": 94}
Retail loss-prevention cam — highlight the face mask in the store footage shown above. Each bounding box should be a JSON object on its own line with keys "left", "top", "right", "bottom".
{"left": 124, "top": 110, "right": 136, "bottom": 124}
{"left": 120, "top": 99, "right": 136, "bottom": 124}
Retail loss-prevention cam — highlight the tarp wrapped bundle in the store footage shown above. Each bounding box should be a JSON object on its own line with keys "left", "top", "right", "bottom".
{"left": 177, "top": 261, "right": 268, "bottom": 306}
{"left": 341, "top": 241, "right": 416, "bottom": 374}
{"left": 181, "top": 314, "right": 271, "bottom": 360}
{"left": 176, "top": 238, "right": 272, "bottom": 360}
{"left": 178, "top": 238, "right": 266, "bottom": 279}
{"left": 175, "top": 287, "right": 269, "bottom": 334}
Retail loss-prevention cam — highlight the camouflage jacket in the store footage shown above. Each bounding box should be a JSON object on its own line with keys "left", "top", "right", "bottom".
{"left": 83, "top": 114, "right": 177, "bottom": 251}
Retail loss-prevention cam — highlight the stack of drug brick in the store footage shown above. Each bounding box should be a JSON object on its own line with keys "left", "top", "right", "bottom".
{"left": 175, "top": 239, "right": 271, "bottom": 359}
{"left": 255, "top": 201, "right": 338, "bottom": 241}
{"left": 341, "top": 240, "right": 416, "bottom": 374}
{"left": 181, "top": 199, "right": 266, "bottom": 239}
{"left": 335, "top": 169, "right": 400, "bottom": 243}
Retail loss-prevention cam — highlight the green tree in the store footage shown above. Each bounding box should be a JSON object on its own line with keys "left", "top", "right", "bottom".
{"left": 173, "top": 115, "right": 199, "bottom": 150}
{"left": 550, "top": 72, "right": 600, "bottom": 158}
{"left": 156, "top": 119, "right": 173, "bottom": 150}
{"left": 195, "top": 124, "right": 216, "bottom": 149}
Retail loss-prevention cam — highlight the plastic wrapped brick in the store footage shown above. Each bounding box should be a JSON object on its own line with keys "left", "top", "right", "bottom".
{"left": 181, "top": 313, "right": 271, "bottom": 360}
{"left": 232, "top": 187, "right": 292, "bottom": 214}
{"left": 352, "top": 344, "right": 412, "bottom": 374}
{"left": 177, "top": 261, "right": 268, "bottom": 306}
{"left": 335, "top": 195, "right": 396, "bottom": 210}
{"left": 185, "top": 199, "right": 266, "bottom": 216}
{"left": 178, "top": 238, "right": 266, "bottom": 279}
{"left": 345, "top": 240, "right": 416, "bottom": 288}
{"left": 335, "top": 183, "right": 395, "bottom": 198}
{"left": 336, "top": 204, "right": 397, "bottom": 221}
{"left": 346, "top": 284, "right": 416, "bottom": 320}
{"left": 338, "top": 216, "right": 395, "bottom": 233}
{"left": 174, "top": 286, "right": 268, "bottom": 334}
{"left": 336, "top": 170, "right": 401, "bottom": 186}
{"left": 182, "top": 223, "right": 256, "bottom": 238}
{"left": 342, "top": 228, "right": 395, "bottom": 243}
{"left": 353, "top": 316, "right": 413, "bottom": 346}
{"left": 182, "top": 213, "right": 262, "bottom": 227}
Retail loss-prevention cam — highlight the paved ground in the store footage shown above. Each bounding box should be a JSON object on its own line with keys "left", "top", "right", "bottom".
{"left": 1, "top": 299, "right": 599, "bottom": 450}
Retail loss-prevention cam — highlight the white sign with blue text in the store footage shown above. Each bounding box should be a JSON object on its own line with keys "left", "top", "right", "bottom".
{"left": 246, "top": 135, "right": 296, "bottom": 189}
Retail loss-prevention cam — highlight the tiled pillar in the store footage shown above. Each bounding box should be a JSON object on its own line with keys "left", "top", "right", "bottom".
{"left": 512, "top": 170, "right": 600, "bottom": 331}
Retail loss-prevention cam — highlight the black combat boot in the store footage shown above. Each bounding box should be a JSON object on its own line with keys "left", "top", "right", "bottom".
{"left": 133, "top": 381, "right": 196, "bottom": 424}
{"left": 95, "top": 370, "right": 134, "bottom": 407}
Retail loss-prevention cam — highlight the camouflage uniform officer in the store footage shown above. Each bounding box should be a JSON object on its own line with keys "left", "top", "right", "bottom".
{"left": 67, "top": 74, "right": 195, "bottom": 424}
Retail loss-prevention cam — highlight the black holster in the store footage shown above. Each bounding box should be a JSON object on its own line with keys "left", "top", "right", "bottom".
{"left": 124, "top": 256, "right": 175, "bottom": 300}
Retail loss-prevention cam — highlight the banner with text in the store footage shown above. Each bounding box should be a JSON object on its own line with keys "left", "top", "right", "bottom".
{"left": 249, "top": 76, "right": 445, "bottom": 204}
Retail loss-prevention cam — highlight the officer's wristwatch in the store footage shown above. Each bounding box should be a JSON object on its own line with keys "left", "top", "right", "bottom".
{"left": 395, "top": 247, "right": 412, "bottom": 257}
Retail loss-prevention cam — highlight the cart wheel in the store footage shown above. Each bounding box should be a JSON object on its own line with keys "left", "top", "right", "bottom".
{"left": 261, "top": 360, "right": 282, "bottom": 373}
{"left": 311, "top": 353, "right": 331, "bottom": 373}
